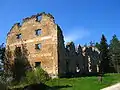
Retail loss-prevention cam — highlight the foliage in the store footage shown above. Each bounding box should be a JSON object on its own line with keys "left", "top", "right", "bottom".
{"left": 0, "top": 43, "right": 5, "bottom": 70}
{"left": 4, "top": 44, "right": 50, "bottom": 89}
{"left": 89, "top": 41, "right": 95, "bottom": 47}
{"left": 24, "top": 67, "right": 50, "bottom": 85}
{"left": 4, "top": 46, "right": 13, "bottom": 73}
{"left": 0, "top": 71, "right": 13, "bottom": 90}
{"left": 99, "top": 34, "right": 110, "bottom": 73}
{"left": 8, "top": 68, "right": 50, "bottom": 90}
{"left": 95, "top": 42, "right": 100, "bottom": 50}
{"left": 0, "top": 79, "right": 8, "bottom": 90}
{"left": 12, "top": 44, "right": 31, "bottom": 82}
{"left": 0, "top": 44, "right": 13, "bottom": 90}
{"left": 109, "top": 35, "right": 120, "bottom": 73}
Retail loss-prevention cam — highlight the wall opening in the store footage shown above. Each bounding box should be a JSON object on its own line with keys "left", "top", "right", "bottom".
{"left": 37, "top": 16, "right": 42, "bottom": 21}
{"left": 35, "top": 29, "right": 41, "bottom": 36}
{"left": 76, "top": 64, "right": 80, "bottom": 73}
{"left": 35, "top": 62, "right": 41, "bottom": 68}
{"left": 35, "top": 43, "right": 41, "bottom": 50}
{"left": 16, "top": 33, "right": 22, "bottom": 39}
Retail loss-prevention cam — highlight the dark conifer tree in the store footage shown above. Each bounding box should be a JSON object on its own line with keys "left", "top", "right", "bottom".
{"left": 4, "top": 46, "right": 13, "bottom": 73}
{"left": 95, "top": 42, "right": 100, "bottom": 50}
{"left": 0, "top": 43, "right": 5, "bottom": 70}
{"left": 109, "top": 35, "right": 120, "bottom": 73}
{"left": 12, "top": 44, "right": 31, "bottom": 82}
{"left": 99, "top": 34, "right": 110, "bottom": 73}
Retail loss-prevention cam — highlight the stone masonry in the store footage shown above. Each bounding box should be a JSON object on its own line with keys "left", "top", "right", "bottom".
{"left": 6, "top": 12, "right": 100, "bottom": 77}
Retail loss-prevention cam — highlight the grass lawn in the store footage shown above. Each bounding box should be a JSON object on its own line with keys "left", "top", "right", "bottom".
{"left": 46, "top": 73, "right": 120, "bottom": 90}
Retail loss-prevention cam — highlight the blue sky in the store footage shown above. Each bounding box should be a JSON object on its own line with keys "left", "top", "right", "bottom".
{"left": 0, "top": 0, "right": 120, "bottom": 46}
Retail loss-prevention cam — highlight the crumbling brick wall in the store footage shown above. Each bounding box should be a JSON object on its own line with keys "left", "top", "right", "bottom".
{"left": 65, "top": 43, "right": 100, "bottom": 75}
{"left": 6, "top": 12, "right": 66, "bottom": 77}
{"left": 6, "top": 12, "right": 100, "bottom": 77}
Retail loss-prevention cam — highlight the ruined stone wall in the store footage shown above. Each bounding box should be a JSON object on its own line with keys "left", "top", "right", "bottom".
{"left": 65, "top": 42, "right": 77, "bottom": 74}
{"left": 65, "top": 43, "right": 100, "bottom": 74}
{"left": 57, "top": 25, "right": 66, "bottom": 76}
{"left": 6, "top": 12, "right": 60, "bottom": 76}
{"left": 76, "top": 45, "right": 84, "bottom": 73}
{"left": 84, "top": 47, "right": 100, "bottom": 73}
{"left": 6, "top": 12, "right": 100, "bottom": 77}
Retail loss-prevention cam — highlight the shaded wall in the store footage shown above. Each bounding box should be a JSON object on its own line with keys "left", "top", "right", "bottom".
{"left": 65, "top": 43, "right": 100, "bottom": 75}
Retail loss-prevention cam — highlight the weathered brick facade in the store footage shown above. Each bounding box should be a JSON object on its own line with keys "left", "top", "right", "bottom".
{"left": 65, "top": 42, "right": 100, "bottom": 75}
{"left": 6, "top": 12, "right": 100, "bottom": 77}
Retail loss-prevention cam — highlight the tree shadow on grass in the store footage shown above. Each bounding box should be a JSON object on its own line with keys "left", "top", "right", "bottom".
{"left": 10, "top": 83, "right": 72, "bottom": 90}
{"left": 50, "top": 85, "right": 72, "bottom": 90}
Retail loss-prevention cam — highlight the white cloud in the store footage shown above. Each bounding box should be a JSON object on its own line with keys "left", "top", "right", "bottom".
{"left": 64, "top": 27, "right": 90, "bottom": 43}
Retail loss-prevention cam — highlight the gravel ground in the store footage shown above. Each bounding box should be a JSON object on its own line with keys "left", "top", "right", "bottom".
{"left": 101, "top": 83, "right": 120, "bottom": 90}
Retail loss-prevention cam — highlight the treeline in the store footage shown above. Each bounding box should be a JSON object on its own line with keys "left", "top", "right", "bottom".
{"left": 95, "top": 34, "right": 120, "bottom": 73}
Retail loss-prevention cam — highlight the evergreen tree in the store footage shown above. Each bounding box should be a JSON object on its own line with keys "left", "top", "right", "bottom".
{"left": 0, "top": 43, "right": 5, "bottom": 70}
{"left": 89, "top": 41, "right": 94, "bottom": 47}
{"left": 95, "top": 42, "right": 100, "bottom": 50}
{"left": 109, "top": 35, "right": 120, "bottom": 73}
{"left": 12, "top": 44, "right": 31, "bottom": 82}
{"left": 4, "top": 46, "right": 13, "bottom": 72}
{"left": 99, "top": 34, "right": 110, "bottom": 73}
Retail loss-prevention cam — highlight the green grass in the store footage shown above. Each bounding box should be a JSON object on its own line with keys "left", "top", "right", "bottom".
{"left": 46, "top": 73, "right": 120, "bottom": 90}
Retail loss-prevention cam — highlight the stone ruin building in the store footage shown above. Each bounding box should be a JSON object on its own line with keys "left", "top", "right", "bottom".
{"left": 6, "top": 12, "right": 100, "bottom": 77}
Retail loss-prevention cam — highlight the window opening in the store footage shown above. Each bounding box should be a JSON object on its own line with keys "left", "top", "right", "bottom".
{"left": 35, "top": 44, "right": 41, "bottom": 50}
{"left": 16, "top": 34, "right": 22, "bottom": 39}
{"left": 35, "top": 62, "right": 41, "bottom": 68}
{"left": 35, "top": 29, "right": 41, "bottom": 36}
{"left": 37, "top": 16, "right": 41, "bottom": 21}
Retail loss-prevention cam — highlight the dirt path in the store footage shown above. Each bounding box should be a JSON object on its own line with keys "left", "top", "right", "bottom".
{"left": 101, "top": 83, "right": 120, "bottom": 90}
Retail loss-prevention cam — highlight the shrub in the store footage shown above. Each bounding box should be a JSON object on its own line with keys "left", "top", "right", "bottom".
{"left": 24, "top": 67, "right": 50, "bottom": 85}
{"left": 0, "top": 71, "right": 13, "bottom": 90}
{"left": 0, "top": 77, "right": 8, "bottom": 90}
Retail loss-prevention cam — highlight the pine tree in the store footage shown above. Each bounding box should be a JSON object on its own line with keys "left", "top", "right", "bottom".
{"left": 0, "top": 43, "right": 5, "bottom": 70}
{"left": 12, "top": 44, "right": 31, "bottom": 82}
{"left": 109, "top": 35, "right": 120, "bottom": 73}
{"left": 4, "top": 46, "right": 13, "bottom": 72}
{"left": 99, "top": 34, "right": 110, "bottom": 73}
{"left": 95, "top": 42, "right": 100, "bottom": 50}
